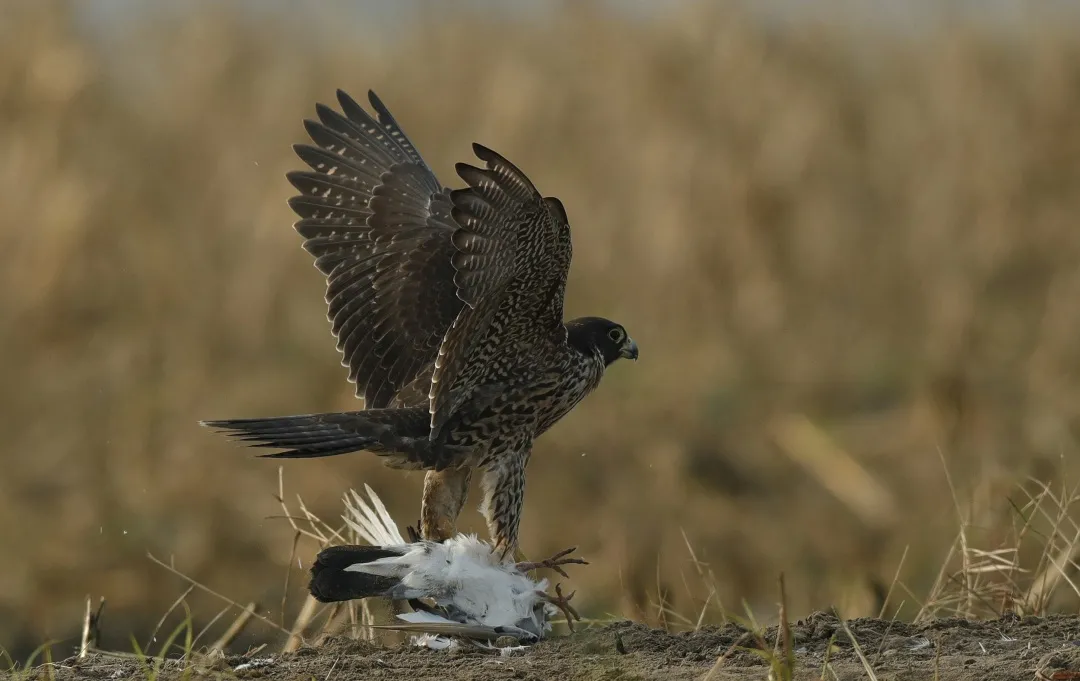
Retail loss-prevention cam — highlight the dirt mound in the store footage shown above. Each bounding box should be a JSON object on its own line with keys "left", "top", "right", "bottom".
{"left": 36, "top": 613, "right": 1080, "bottom": 680}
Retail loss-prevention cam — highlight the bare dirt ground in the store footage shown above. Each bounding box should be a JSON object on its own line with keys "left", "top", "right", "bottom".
{"left": 43, "top": 613, "right": 1080, "bottom": 681}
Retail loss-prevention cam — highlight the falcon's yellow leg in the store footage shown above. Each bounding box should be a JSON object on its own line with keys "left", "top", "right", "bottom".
{"left": 420, "top": 467, "right": 473, "bottom": 542}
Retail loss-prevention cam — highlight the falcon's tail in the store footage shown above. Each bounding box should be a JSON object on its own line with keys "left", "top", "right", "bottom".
{"left": 199, "top": 407, "right": 433, "bottom": 466}
{"left": 309, "top": 544, "right": 407, "bottom": 602}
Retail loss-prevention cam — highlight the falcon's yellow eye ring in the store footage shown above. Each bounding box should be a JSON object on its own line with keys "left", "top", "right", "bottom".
{"left": 608, "top": 327, "right": 625, "bottom": 343}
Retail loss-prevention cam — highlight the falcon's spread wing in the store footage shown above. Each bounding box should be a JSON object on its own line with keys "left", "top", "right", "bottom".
{"left": 428, "top": 145, "right": 574, "bottom": 436}
{"left": 288, "top": 90, "right": 464, "bottom": 409}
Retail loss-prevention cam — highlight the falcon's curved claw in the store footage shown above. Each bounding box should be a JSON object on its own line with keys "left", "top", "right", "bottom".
{"left": 539, "top": 583, "right": 581, "bottom": 632}
{"left": 516, "top": 546, "right": 588, "bottom": 579}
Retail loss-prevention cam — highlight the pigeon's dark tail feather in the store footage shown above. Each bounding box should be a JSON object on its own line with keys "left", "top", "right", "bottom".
{"left": 199, "top": 407, "right": 432, "bottom": 462}
{"left": 309, "top": 545, "right": 404, "bottom": 602}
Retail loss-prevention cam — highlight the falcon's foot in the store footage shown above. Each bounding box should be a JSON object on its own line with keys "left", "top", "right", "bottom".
{"left": 516, "top": 546, "right": 588, "bottom": 579}
{"left": 538, "top": 583, "right": 581, "bottom": 632}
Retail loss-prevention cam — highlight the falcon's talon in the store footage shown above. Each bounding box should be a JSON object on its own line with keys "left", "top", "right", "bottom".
{"left": 516, "top": 546, "right": 588, "bottom": 579}
{"left": 538, "top": 583, "right": 581, "bottom": 632}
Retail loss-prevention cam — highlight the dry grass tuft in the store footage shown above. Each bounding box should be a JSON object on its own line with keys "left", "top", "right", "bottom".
{"left": 916, "top": 469, "right": 1080, "bottom": 621}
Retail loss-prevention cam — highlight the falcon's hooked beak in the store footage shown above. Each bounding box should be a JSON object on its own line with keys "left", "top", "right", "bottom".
{"left": 619, "top": 336, "right": 639, "bottom": 361}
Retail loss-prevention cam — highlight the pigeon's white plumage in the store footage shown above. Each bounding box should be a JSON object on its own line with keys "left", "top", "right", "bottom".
{"left": 308, "top": 485, "right": 556, "bottom": 643}
{"left": 342, "top": 485, "right": 405, "bottom": 545}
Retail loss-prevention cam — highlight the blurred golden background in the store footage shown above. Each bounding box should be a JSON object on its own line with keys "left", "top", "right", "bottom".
{"left": 5, "top": 0, "right": 1080, "bottom": 658}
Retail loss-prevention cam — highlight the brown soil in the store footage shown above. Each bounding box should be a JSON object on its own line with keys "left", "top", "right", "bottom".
{"left": 43, "top": 613, "right": 1080, "bottom": 681}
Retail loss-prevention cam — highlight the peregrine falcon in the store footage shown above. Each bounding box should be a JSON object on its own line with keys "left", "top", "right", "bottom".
{"left": 202, "top": 90, "right": 638, "bottom": 556}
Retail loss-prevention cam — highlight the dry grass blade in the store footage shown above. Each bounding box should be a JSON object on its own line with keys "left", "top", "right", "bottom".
{"left": 918, "top": 536, "right": 960, "bottom": 621}
{"left": 284, "top": 594, "right": 320, "bottom": 653}
{"left": 312, "top": 603, "right": 344, "bottom": 645}
{"left": 79, "top": 596, "right": 105, "bottom": 659}
{"left": 878, "top": 545, "right": 908, "bottom": 619}
{"left": 1023, "top": 476, "right": 1080, "bottom": 613}
{"left": 145, "top": 586, "right": 194, "bottom": 652}
{"left": 778, "top": 574, "right": 794, "bottom": 681}
{"left": 273, "top": 467, "right": 346, "bottom": 546}
{"left": 273, "top": 474, "right": 399, "bottom": 646}
{"left": 871, "top": 614, "right": 899, "bottom": 666}
{"left": 938, "top": 446, "right": 974, "bottom": 617}
{"left": 147, "top": 553, "right": 291, "bottom": 636}
{"left": 191, "top": 604, "right": 233, "bottom": 651}
{"left": 702, "top": 630, "right": 755, "bottom": 681}
{"left": 210, "top": 602, "right": 258, "bottom": 653}
{"left": 680, "top": 528, "right": 725, "bottom": 628}
{"left": 837, "top": 615, "right": 879, "bottom": 681}
{"left": 819, "top": 633, "right": 840, "bottom": 681}
{"left": 281, "top": 530, "right": 302, "bottom": 629}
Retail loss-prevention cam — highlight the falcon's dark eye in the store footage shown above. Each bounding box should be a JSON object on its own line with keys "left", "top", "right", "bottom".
{"left": 607, "top": 327, "right": 625, "bottom": 343}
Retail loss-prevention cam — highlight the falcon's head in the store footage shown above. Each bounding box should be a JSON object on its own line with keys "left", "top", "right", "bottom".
{"left": 566, "top": 317, "right": 638, "bottom": 366}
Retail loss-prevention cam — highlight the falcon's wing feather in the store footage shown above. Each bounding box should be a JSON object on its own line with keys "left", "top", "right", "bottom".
{"left": 288, "top": 90, "right": 464, "bottom": 409}
{"left": 428, "top": 144, "right": 573, "bottom": 436}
